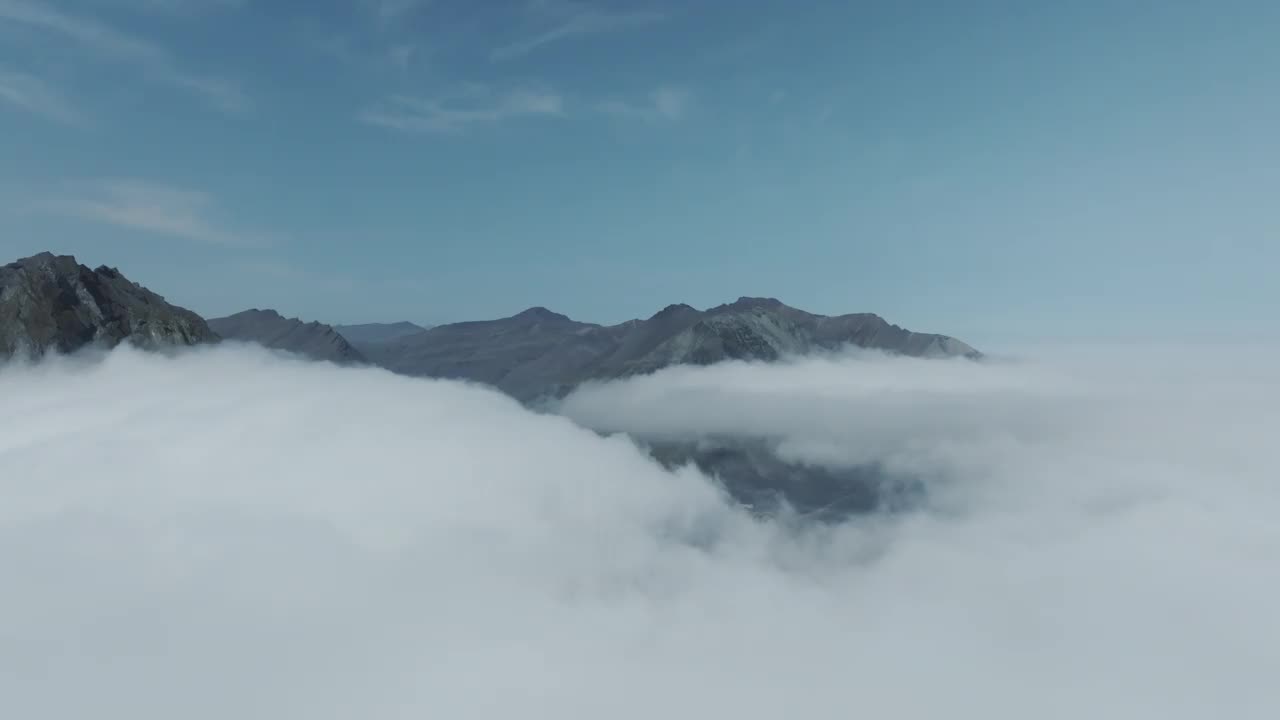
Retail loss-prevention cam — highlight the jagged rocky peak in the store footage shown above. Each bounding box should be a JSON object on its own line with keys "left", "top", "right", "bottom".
{"left": 650, "top": 303, "right": 699, "bottom": 320}
{"left": 711, "top": 296, "right": 787, "bottom": 314}
{"left": 734, "top": 296, "right": 784, "bottom": 308}
{"left": 0, "top": 251, "right": 217, "bottom": 358}
{"left": 207, "top": 308, "right": 366, "bottom": 365}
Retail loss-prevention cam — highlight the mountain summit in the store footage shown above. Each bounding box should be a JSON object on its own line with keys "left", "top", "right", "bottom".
{"left": 0, "top": 252, "right": 216, "bottom": 358}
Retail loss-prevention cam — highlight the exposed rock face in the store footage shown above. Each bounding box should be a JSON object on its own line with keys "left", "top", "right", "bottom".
{"left": 0, "top": 252, "right": 216, "bottom": 358}
{"left": 645, "top": 437, "right": 924, "bottom": 521}
{"left": 208, "top": 309, "right": 366, "bottom": 365}
{"left": 583, "top": 297, "right": 980, "bottom": 380}
{"left": 333, "top": 321, "right": 429, "bottom": 345}
{"left": 353, "top": 296, "right": 980, "bottom": 402}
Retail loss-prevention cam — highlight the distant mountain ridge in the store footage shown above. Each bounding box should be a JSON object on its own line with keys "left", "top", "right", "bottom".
{"left": 208, "top": 309, "right": 366, "bottom": 365}
{"left": 1, "top": 252, "right": 979, "bottom": 388}
{"left": 354, "top": 296, "right": 980, "bottom": 401}
{"left": 0, "top": 252, "right": 216, "bottom": 358}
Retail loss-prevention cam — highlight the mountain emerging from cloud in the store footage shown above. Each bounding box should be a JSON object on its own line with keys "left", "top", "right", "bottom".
{"left": 4, "top": 334, "right": 1277, "bottom": 719}
{"left": 1, "top": 252, "right": 978, "bottom": 397}
{"left": 352, "top": 297, "right": 979, "bottom": 403}
{"left": 1, "top": 250, "right": 983, "bottom": 519}
{"left": 208, "top": 308, "right": 367, "bottom": 365}
{"left": 3, "top": 251, "right": 1278, "bottom": 719}
{"left": 0, "top": 251, "right": 215, "bottom": 357}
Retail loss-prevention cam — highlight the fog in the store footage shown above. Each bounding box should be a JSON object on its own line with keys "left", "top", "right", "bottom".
{"left": 2, "top": 345, "right": 1278, "bottom": 718}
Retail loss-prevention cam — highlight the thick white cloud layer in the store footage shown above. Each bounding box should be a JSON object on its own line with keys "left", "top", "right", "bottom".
{"left": 2, "top": 345, "right": 1279, "bottom": 719}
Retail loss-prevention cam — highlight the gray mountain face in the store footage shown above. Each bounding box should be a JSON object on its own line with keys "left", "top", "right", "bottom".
{"left": 644, "top": 437, "right": 924, "bottom": 521}
{"left": 353, "top": 296, "right": 980, "bottom": 402}
{"left": 333, "top": 321, "right": 429, "bottom": 345}
{"left": 208, "top": 309, "right": 367, "bottom": 365}
{"left": 355, "top": 307, "right": 607, "bottom": 398}
{"left": 0, "top": 252, "right": 216, "bottom": 358}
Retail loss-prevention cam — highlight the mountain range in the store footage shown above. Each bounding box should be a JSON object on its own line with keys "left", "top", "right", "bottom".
{"left": 2, "top": 252, "right": 980, "bottom": 519}
{"left": 347, "top": 298, "right": 979, "bottom": 402}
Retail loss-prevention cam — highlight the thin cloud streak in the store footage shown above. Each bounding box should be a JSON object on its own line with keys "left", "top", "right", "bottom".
{"left": 0, "top": 0, "right": 248, "bottom": 112}
{"left": 48, "top": 180, "right": 273, "bottom": 247}
{"left": 492, "top": 0, "right": 666, "bottom": 61}
{"left": 598, "top": 85, "right": 691, "bottom": 122}
{"left": 362, "top": 88, "right": 564, "bottom": 134}
{"left": 0, "top": 0, "right": 156, "bottom": 55}
{"left": 167, "top": 73, "right": 249, "bottom": 114}
{"left": 0, "top": 67, "right": 82, "bottom": 124}
{"left": 87, "top": 0, "right": 247, "bottom": 15}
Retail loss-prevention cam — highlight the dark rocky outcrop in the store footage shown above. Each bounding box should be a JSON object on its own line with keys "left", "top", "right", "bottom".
{"left": 0, "top": 252, "right": 216, "bottom": 358}
{"left": 208, "top": 309, "right": 366, "bottom": 365}
{"left": 645, "top": 437, "right": 925, "bottom": 521}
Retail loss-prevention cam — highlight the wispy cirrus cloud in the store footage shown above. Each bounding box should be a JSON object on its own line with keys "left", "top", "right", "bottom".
{"left": 86, "top": 0, "right": 247, "bottom": 15}
{"left": 492, "top": 0, "right": 666, "bottom": 61}
{"left": 302, "top": 24, "right": 421, "bottom": 74}
{"left": 46, "top": 180, "right": 274, "bottom": 247}
{"left": 598, "top": 85, "right": 692, "bottom": 122}
{"left": 165, "top": 73, "right": 248, "bottom": 114}
{"left": 0, "top": 66, "right": 82, "bottom": 124}
{"left": 0, "top": 0, "right": 155, "bottom": 54}
{"left": 361, "top": 86, "right": 564, "bottom": 134}
{"left": 0, "top": 0, "right": 247, "bottom": 112}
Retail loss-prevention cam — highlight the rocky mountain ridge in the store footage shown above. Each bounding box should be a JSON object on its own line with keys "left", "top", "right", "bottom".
{"left": 355, "top": 295, "right": 980, "bottom": 401}
{"left": 208, "top": 309, "right": 366, "bottom": 365}
{"left": 0, "top": 252, "right": 216, "bottom": 358}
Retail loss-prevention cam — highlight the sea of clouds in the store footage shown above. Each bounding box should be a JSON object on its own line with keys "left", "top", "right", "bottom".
{"left": 2, "top": 344, "right": 1278, "bottom": 719}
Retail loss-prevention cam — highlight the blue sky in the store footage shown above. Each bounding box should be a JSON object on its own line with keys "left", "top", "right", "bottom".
{"left": 1, "top": 0, "right": 1277, "bottom": 344}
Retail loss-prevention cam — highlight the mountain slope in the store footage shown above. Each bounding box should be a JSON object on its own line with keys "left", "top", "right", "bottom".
{"left": 356, "top": 307, "right": 600, "bottom": 391}
{"left": 209, "top": 309, "right": 366, "bottom": 365}
{"left": 0, "top": 252, "right": 216, "bottom": 358}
